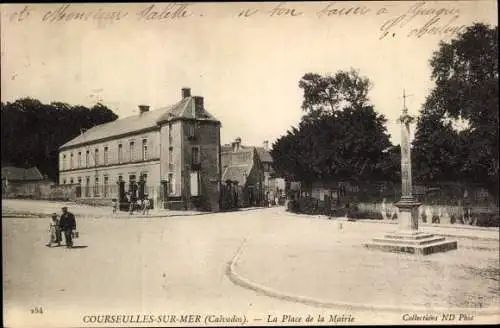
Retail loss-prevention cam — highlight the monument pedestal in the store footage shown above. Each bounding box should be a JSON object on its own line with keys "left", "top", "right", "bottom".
{"left": 365, "top": 198, "right": 458, "bottom": 255}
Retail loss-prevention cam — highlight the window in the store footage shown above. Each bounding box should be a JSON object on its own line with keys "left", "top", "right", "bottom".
{"left": 63, "top": 178, "right": 66, "bottom": 185}
{"left": 78, "top": 152, "right": 82, "bottom": 168}
{"left": 168, "top": 173, "right": 174, "bottom": 195}
{"left": 139, "top": 173, "right": 147, "bottom": 199}
{"left": 62, "top": 154, "right": 66, "bottom": 170}
{"left": 118, "top": 144, "right": 123, "bottom": 163}
{"left": 104, "top": 146, "right": 108, "bottom": 165}
{"left": 168, "top": 147, "right": 173, "bottom": 169}
{"left": 168, "top": 123, "right": 173, "bottom": 143}
{"left": 70, "top": 153, "right": 74, "bottom": 169}
{"left": 86, "top": 150, "right": 89, "bottom": 168}
{"left": 190, "top": 171, "right": 199, "bottom": 196}
{"left": 70, "top": 178, "right": 74, "bottom": 184}
{"left": 77, "top": 177, "right": 82, "bottom": 184}
{"left": 85, "top": 177, "right": 90, "bottom": 197}
{"left": 129, "top": 174, "right": 137, "bottom": 196}
{"left": 95, "top": 149, "right": 99, "bottom": 166}
{"left": 142, "top": 139, "right": 148, "bottom": 161}
{"left": 192, "top": 146, "right": 200, "bottom": 165}
{"left": 104, "top": 176, "right": 109, "bottom": 197}
{"left": 130, "top": 141, "right": 135, "bottom": 162}
{"left": 187, "top": 122, "right": 196, "bottom": 139}
{"left": 94, "top": 177, "right": 99, "bottom": 196}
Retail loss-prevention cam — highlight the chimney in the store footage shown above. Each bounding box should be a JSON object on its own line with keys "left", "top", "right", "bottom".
{"left": 233, "top": 137, "right": 241, "bottom": 152}
{"left": 182, "top": 87, "right": 191, "bottom": 99}
{"left": 138, "top": 105, "right": 150, "bottom": 114}
{"left": 263, "top": 140, "right": 269, "bottom": 151}
{"left": 194, "top": 96, "right": 204, "bottom": 115}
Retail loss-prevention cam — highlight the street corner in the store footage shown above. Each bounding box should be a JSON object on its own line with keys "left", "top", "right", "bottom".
{"left": 225, "top": 224, "right": 500, "bottom": 314}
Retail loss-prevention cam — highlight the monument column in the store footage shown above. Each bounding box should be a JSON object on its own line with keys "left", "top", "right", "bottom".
{"left": 395, "top": 105, "right": 420, "bottom": 233}
{"left": 364, "top": 89, "right": 457, "bottom": 255}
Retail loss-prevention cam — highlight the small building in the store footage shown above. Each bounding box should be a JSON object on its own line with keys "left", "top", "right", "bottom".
{"left": 58, "top": 88, "right": 222, "bottom": 212}
{"left": 2, "top": 166, "right": 45, "bottom": 194}
{"left": 1, "top": 166, "right": 69, "bottom": 199}
{"left": 2, "top": 166, "right": 45, "bottom": 184}
{"left": 256, "top": 140, "right": 285, "bottom": 203}
{"left": 221, "top": 137, "right": 264, "bottom": 209}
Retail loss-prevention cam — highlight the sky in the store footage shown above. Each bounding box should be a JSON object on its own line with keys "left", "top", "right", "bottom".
{"left": 1, "top": 1, "right": 498, "bottom": 147}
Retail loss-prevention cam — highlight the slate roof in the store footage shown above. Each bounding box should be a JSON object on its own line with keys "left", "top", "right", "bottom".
{"left": 222, "top": 164, "right": 253, "bottom": 185}
{"left": 222, "top": 143, "right": 273, "bottom": 163}
{"left": 60, "top": 97, "right": 219, "bottom": 150}
{"left": 1, "top": 166, "right": 44, "bottom": 181}
{"left": 221, "top": 144, "right": 251, "bottom": 153}
{"left": 255, "top": 147, "right": 273, "bottom": 163}
{"left": 156, "top": 97, "right": 218, "bottom": 124}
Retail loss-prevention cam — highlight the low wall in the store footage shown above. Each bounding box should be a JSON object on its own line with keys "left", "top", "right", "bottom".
{"left": 288, "top": 197, "right": 499, "bottom": 227}
{"left": 3, "top": 181, "right": 77, "bottom": 201}
{"left": 356, "top": 202, "right": 499, "bottom": 226}
{"left": 290, "top": 181, "right": 499, "bottom": 227}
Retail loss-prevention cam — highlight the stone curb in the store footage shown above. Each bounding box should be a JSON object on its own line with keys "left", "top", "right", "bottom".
{"left": 225, "top": 239, "right": 499, "bottom": 315}
{"left": 1, "top": 207, "right": 263, "bottom": 220}
{"left": 1, "top": 211, "right": 210, "bottom": 220}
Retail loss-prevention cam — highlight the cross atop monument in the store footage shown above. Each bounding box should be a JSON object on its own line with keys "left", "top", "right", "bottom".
{"left": 398, "top": 88, "right": 415, "bottom": 125}
{"left": 402, "top": 88, "right": 412, "bottom": 113}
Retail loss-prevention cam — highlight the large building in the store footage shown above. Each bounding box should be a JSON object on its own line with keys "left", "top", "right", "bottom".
{"left": 58, "top": 88, "right": 221, "bottom": 211}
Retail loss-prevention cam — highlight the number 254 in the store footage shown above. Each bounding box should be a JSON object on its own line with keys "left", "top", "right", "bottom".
{"left": 30, "top": 307, "right": 43, "bottom": 314}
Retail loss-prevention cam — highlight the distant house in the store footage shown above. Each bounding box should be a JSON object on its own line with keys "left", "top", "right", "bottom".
{"left": 222, "top": 139, "right": 285, "bottom": 206}
{"left": 2, "top": 166, "right": 49, "bottom": 197}
{"left": 256, "top": 140, "right": 285, "bottom": 200}
{"left": 2, "top": 166, "right": 45, "bottom": 185}
{"left": 221, "top": 137, "right": 264, "bottom": 209}
{"left": 58, "top": 87, "right": 222, "bottom": 212}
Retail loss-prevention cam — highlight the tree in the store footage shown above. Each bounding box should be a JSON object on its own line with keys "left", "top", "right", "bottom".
{"left": 298, "top": 68, "right": 372, "bottom": 117}
{"left": 271, "top": 105, "right": 395, "bottom": 184}
{"left": 1, "top": 98, "right": 118, "bottom": 181}
{"left": 413, "top": 23, "right": 498, "bottom": 193}
{"left": 272, "top": 69, "right": 396, "bottom": 185}
{"left": 413, "top": 100, "right": 465, "bottom": 182}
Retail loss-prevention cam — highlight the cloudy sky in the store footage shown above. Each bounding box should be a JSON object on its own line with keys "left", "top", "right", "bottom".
{"left": 1, "top": 1, "right": 497, "bottom": 147}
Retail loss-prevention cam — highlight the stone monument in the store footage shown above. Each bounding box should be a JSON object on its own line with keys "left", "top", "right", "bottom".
{"left": 365, "top": 90, "right": 458, "bottom": 255}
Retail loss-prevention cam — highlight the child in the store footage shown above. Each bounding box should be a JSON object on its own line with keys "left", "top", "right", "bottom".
{"left": 142, "top": 196, "right": 150, "bottom": 215}
{"left": 111, "top": 198, "right": 118, "bottom": 214}
{"left": 46, "top": 213, "right": 61, "bottom": 247}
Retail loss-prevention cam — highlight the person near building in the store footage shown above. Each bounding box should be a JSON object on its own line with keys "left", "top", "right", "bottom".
{"left": 111, "top": 198, "right": 118, "bottom": 214}
{"left": 142, "top": 195, "right": 151, "bottom": 215}
{"left": 59, "top": 207, "right": 76, "bottom": 248}
{"left": 46, "top": 213, "right": 62, "bottom": 247}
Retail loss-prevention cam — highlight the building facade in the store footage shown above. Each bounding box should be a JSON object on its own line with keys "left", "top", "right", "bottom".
{"left": 221, "top": 137, "right": 265, "bottom": 209}
{"left": 257, "top": 140, "right": 285, "bottom": 201}
{"left": 221, "top": 138, "right": 285, "bottom": 208}
{"left": 58, "top": 88, "right": 221, "bottom": 212}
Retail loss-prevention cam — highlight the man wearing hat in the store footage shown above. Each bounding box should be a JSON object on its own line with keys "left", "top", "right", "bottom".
{"left": 59, "top": 207, "right": 76, "bottom": 248}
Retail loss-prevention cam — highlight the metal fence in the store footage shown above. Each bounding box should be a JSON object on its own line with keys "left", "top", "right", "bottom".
{"left": 78, "top": 184, "right": 162, "bottom": 200}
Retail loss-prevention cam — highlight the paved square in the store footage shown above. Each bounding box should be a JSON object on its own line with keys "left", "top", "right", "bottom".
{"left": 2, "top": 200, "right": 499, "bottom": 326}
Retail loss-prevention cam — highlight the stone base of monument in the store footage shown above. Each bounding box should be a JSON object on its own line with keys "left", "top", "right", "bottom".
{"left": 365, "top": 231, "right": 458, "bottom": 255}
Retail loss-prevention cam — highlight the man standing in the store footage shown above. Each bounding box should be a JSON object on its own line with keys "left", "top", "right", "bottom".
{"left": 59, "top": 207, "right": 76, "bottom": 248}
